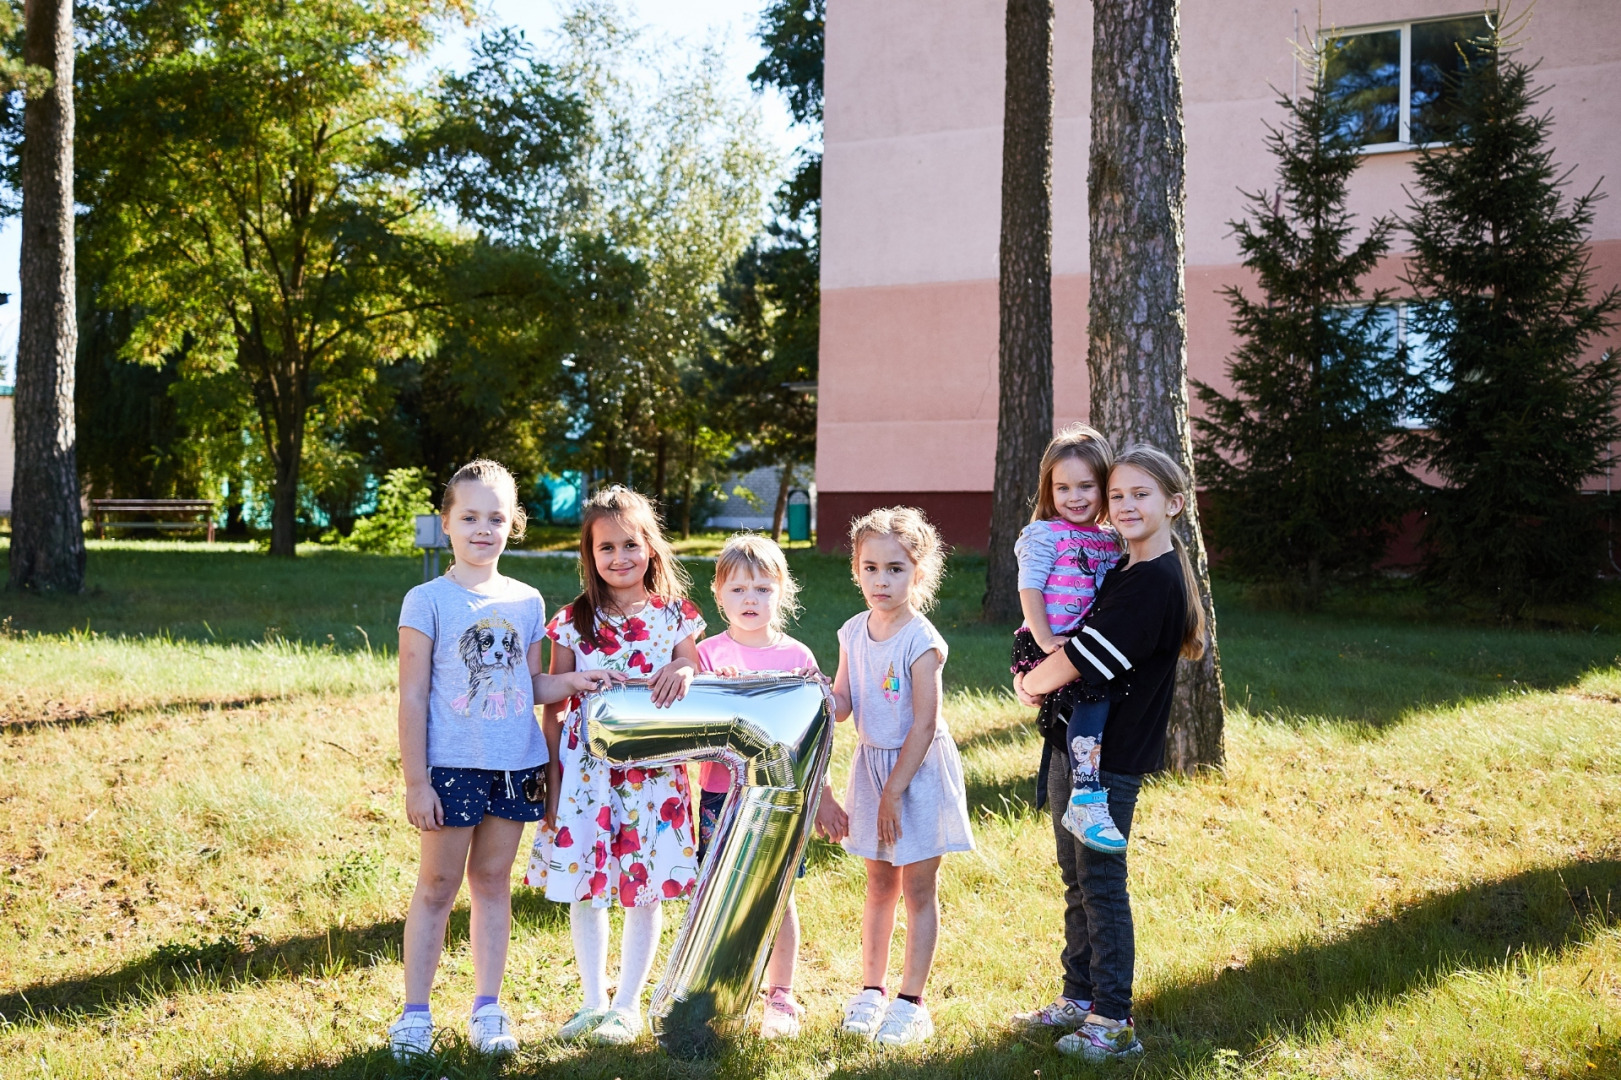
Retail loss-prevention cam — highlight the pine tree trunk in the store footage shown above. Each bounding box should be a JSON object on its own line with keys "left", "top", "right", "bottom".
{"left": 984, "top": 0, "right": 1055, "bottom": 622}
{"left": 1087, "top": 0, "right": 1224, "bottom": 772}
{"left": 8, "top": 0, "right": 83, "bottom": 593}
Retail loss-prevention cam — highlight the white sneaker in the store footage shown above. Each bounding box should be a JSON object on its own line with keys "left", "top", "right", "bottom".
{"left": 841, "top": 988, "right": 887, "bottom": 1037}
{"left": 873, "top": 998, "right": 934, "bottom": 1047}
{"left": 1064, "top": 788, "right": 1128, "bottom": 853}
{"left": 588, "top": 1007, "right": 642, "bottom": 1046}
{"left": 557, "top": 1006, "right": 612, "bottom": 1042}
{"left": 1012, "top": 995, "right": 1093, "bottom": 1028}
{"left": 760, "top": 987, "right": 804, "bottom": 1039}
{"left": 468, "top": 1002, "right": 518, "bottom": 1056}
{"left": 388, "top": 1011, "right": 434, "bottom": 1060}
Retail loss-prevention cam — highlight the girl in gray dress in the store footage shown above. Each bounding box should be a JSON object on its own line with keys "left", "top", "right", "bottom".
{"left": 830, "top": 507, "right": 975, "bottom": 1049}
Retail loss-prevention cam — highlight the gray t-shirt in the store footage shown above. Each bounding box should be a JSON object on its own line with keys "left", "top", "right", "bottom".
{"left": 399, "top": 574, "right": 548, "bottom": 771}
{"left": 837, "top": 610, "right": 950, "bottom": 749}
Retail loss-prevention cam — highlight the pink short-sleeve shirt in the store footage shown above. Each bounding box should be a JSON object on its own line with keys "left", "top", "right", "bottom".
{"left": 694, "top": 632, "right": 819, "bottom": 792}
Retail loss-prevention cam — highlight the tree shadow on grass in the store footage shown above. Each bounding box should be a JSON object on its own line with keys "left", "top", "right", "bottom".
{"left": 0, "top": 890, "right": 569, "bottom": 1028}
{"left": 1140, "top": 858, "right": 1620, "bottom": 1068}
{"left": 0, "top": 693, "right": 285, "bottom": 730}
{"left": 1218, "top": 599, "right": 1621, "bottom": 732}
{"left": 71, "top": 861, "right": 1621, "bottom": 1080}
{"left": 0, "top": 917, "right": 413, "bottom": 1027}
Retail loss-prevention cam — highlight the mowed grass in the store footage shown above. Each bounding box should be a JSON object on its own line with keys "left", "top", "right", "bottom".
{"left": 0, "top": 543, "right": 1618, "bottom": 1078}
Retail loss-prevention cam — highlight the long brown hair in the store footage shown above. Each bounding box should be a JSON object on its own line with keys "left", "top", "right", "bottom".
{"left": 1112, "top": 445, "right": 1207, "bottom": 660}
{"left": 570, "top": 486, "right": 691, "bottom": 648}
{"left": 1032, "top": 423, "right": 1115, "bottom": 523}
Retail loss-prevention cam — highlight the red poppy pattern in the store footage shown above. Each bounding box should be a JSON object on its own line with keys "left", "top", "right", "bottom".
{"left": 527, "top": 599, "right": 704, "bottom": 907}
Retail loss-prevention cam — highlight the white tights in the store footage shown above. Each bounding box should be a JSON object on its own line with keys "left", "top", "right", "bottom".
{"left": 569, "top": 900, "right": 664, "bottom": 1012}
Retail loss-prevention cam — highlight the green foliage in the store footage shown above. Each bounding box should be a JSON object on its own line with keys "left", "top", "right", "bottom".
{"left": 73, "top": 0, "right": 589, "bottom": 555}
{"left": 705, "top": 234, "right": 818, "bottom": 522}
{"left": 694, "top": 0, "right": 824, "bottom": 534}
{"left": 1194, "top": 58, "right": 1411, "bottom": 601}
{"left": 1401, "top": 17, "right": 1621, "bottom": 615}
{"left": 539, "top": 2, "right": 777, "bottom": 522}
{"left": 345, "top": 468, "right": 433, "bottom": 555}
{"left": 74, "top": 302, "right": 205, "bottom": 500}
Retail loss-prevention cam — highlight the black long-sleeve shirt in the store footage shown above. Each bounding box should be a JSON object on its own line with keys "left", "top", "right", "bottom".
{"left": 1060, "top": 550, "right": 1188, "bottom": 774}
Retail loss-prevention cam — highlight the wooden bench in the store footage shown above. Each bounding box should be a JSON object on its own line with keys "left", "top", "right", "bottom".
{"left": 91, "top": 499, "right": 217, "bottom": 542}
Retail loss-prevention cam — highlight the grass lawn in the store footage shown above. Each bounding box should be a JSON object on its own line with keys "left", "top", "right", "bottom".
{"left": 0, "top": 540, "right": 1618, "bottom": 1078}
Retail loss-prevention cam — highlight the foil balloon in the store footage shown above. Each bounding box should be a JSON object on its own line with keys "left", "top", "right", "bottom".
{"left": 582, "top": 674, "right": 834, "bottom": 1058}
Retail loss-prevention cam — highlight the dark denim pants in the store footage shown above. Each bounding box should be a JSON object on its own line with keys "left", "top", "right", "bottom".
{"left": 1047, "top": 750, "right": 1140, "bottom": 1019}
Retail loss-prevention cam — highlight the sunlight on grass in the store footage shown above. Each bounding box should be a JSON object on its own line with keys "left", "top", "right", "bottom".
{"left": 0, "top": 669, "right": 1616, "bottom": 1078}
{"left": 1, "top": 546, "right": 1618, "bottom": 1077}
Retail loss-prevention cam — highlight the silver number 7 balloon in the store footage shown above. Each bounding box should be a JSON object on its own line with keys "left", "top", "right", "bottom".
{"left": 582, "top": 673, "right": 835, "bottom": 1058}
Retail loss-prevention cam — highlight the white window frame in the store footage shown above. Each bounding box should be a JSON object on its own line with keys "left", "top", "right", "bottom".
{"left": 1319, "top": 13, "right": 1484, "bottom": 155}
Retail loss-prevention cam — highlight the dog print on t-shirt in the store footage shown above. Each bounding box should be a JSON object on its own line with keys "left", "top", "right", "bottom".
{"left": 451, "top": 615, "right": 524, "bottom": 719}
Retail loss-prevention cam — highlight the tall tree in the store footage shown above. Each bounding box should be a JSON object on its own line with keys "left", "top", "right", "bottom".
{"left": 706, "top": 234, "right": 819, "bottom": 538}
{"left": 984, "top": 0, "right": 1055, "bottom": 622}
{"left": 543, "top": 1, "right": 776, "bottom": 516}
{"left": 76, "top": 3, "right": 588, "bottom": 556}
{"left": 8, "top": 0, "right": 83, "bottom": 592}
{"left": 1087, "top": 0, "right": 1223, "bottom": 771}
{"left": 743, "top": 0, "right": 824, "bottom": 538}
{"left": 1402, "top": 17, "right": 1620, "bottom": 615}
{"left": 1194, "top": 60, "right": 1411, "bottom": 604}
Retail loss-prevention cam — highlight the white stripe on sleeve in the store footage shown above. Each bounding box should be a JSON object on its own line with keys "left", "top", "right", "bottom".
{"left": 1082, "top": 626, "right": 1133, "bottom": 671}
{"left": 1072, "top": 643, "right": 1116, "bottom": 682}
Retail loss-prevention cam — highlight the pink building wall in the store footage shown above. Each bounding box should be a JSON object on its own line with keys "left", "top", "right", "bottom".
{"left": 817, "top": 0, "right": 1621, "bottom": 550}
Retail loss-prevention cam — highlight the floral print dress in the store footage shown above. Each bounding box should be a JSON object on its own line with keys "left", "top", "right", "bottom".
{"left": 525, "top": 596, "right": 705, "bottom": 908}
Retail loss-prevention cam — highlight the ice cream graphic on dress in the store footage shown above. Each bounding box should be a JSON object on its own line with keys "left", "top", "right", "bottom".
{"left": 881, "top": 661, "right": 901, "bottom": 703}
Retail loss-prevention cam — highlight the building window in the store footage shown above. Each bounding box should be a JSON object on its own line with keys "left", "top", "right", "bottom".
{"left": 1322, "top": 14, "right": 1490, "bottom": 150}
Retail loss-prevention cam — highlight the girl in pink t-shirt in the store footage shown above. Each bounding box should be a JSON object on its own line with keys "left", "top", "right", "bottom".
{"left": 695, "top": 534, "right": 847, "bottom": 1039}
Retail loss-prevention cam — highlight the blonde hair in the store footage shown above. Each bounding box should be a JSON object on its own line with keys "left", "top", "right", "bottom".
{"left": 1033, "top": 423, "right": 1115, "bottom": 523}
{"left": 848, "top": 506, "right": 946, "bottom": 614}
{"left": 442, "top": 458, "right": 528, "bottom": 542}
{"left": 1112, "top": 445, "right": 1207, "bottom": 660}
{"left": 570, "top": 486, "right": 691, "bottom": 648}
{"left": 711, "top": 533, "right": 801, "bottom": 632}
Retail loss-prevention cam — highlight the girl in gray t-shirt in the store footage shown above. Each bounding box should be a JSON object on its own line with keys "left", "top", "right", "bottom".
{"left": 390, "top": 460, "right": 615, "bottom": 1062}
{"left": 829, "top": 507, "right": 974, "bottom": 1049}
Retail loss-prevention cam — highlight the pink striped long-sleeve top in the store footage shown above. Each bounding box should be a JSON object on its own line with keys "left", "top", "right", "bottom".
{"left": 1013, "top": 520, "right": 1122, "bottom": 637}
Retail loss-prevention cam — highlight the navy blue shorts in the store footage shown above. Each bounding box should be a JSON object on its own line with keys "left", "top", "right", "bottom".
{"left": 697, "top": 788, "right": 808, "bottom": 878}
{"left": 429, "top": 765, "right": 548, "bottom": 827}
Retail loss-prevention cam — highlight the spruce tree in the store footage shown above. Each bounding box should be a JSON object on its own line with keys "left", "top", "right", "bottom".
{"left": 1403, "top": 22, "right": 1621, "bottom": 615}
{"left": 1194, "top": 58, "right": 1410, "bottom": 602}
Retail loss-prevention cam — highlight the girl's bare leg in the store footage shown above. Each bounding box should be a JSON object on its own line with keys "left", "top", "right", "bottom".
{"left": 897, "top": 856, "right": 942, "bottom": 998}
{"left": 765, "top": 893, "right": 800, "bottom": 988}
{"left": 861, "top": 859, "right": 903, "bottom": 987}
{"left": 464, "top": 815, "right": 525, "bottom": 997}
{"left": 403, "top": 826, "right": 476, "bottom": 1004}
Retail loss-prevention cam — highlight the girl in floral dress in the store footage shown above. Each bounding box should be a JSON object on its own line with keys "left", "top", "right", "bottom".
{"left": 526, "top": 486, "right": 705, "bottom": 1046}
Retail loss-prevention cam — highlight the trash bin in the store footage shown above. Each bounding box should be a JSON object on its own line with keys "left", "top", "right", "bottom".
{"left": 786, "top": 489, "right": 811, "bottom": 543}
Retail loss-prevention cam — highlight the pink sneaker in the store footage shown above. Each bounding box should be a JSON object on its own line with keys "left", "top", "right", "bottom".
{"left": 760, "top": 986, "right": 804, "bottom": 1039}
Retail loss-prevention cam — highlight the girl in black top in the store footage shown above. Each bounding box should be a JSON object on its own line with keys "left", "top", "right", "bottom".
{"left": 1011, "top": 445, "right": 1208, "bottom": 1062}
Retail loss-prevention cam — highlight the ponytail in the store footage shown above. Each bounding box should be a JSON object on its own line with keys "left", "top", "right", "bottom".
{"left": 1113, "top": 444, "right": 1207, "bottom": 660}
{"left": 1169, "top": 530, "right": 1207, "bottom": 660}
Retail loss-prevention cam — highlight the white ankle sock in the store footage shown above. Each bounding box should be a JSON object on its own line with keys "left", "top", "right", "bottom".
{"left": 570, "top": 901, "right": 611, "bottom": 1010}
{"left": 611, "top": 902, "right": 663, "bottom": 1013}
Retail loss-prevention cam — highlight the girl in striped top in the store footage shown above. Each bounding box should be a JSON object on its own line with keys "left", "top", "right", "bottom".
{"left": 1009, "top": 424, "right": 1125, "bottom": 852}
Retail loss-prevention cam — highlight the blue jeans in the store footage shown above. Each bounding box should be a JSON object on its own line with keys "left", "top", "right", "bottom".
{"left": 1047, "top": 751, "right": 1140, "bottom": 1019}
